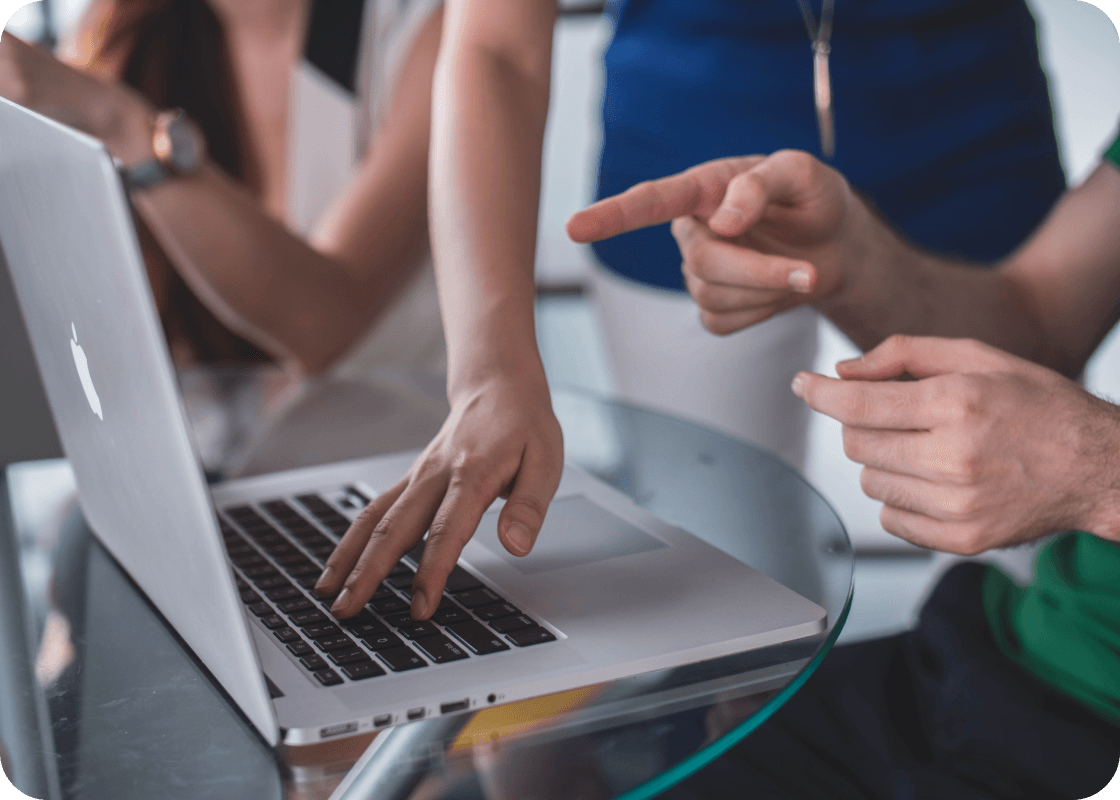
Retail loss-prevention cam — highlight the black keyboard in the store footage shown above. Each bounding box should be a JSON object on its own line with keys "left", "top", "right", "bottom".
{"left": 220, "top": 489, "right": 556, "bottom": 687}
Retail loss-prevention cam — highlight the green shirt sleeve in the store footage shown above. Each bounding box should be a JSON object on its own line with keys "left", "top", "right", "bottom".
{"left": 984, "top": 531, "right": 1120, "bottom": 727}
{"left": 1106, "top": 129, "right": 1120, "bottom": 169}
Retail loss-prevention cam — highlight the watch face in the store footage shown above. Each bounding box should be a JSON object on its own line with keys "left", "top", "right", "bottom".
{"left": 153, "top": 112, "right": 206, "bottom": 175}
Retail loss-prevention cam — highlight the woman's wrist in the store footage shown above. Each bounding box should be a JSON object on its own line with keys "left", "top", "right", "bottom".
{"left": 94, "top": 90, "right": 157, "bottom": 167}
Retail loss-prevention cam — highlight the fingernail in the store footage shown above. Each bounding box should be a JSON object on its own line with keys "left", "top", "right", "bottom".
{"left": 710, "top": 206, "right": 744, "bottom": 231}
{"left": 330, "top": 587, "right": 351, "bottom": 616}
{"left": 791, "top": 373, "right": 806, "bottom": 397}
{"left": 411, "top": 593, "right": 428, "bottom": 620}
{"left": 314, "top": 566, "right": 334, "bottom": 595}
{"left": 789, "top": 269, "right": 812, "bottom": 293}
{"left": 506, "top": 522, "right": 532, "bottom": 555}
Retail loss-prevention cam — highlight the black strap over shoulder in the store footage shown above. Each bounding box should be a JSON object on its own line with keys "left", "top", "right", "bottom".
{"left": 303, "top": 0, "right": 368, "bottom": 94}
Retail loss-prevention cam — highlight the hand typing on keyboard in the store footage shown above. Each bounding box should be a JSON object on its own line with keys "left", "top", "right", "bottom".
{"left": 313, "top": 375, "right": 564, "bottom": 620}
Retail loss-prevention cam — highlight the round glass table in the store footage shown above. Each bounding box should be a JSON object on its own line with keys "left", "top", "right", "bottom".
{"left": 0, "top": 368, "right": 852, "bottom": 800}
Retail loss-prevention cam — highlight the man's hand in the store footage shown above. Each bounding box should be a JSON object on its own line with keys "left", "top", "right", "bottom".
{"left": 792, "top": 335, "right": 1120, "bottom": 553}
{"left": 315, "top": 374, "right": 564, "bottom": 619}
{"left": 567, "top": 150, "right": 859, "bottom": 334}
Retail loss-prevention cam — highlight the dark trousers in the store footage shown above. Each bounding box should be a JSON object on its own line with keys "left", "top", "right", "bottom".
{"left": 665, "top": 564, "right": 1120, "bottom": 800}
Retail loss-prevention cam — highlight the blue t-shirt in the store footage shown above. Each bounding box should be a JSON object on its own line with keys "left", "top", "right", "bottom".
{"left": 593, "top": 0, "right": 1066, "bottom": 291}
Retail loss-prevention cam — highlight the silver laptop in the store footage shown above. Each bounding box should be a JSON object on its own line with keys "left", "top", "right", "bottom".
{"left": 0, "top": 98, "right": 826, "bottom": 746}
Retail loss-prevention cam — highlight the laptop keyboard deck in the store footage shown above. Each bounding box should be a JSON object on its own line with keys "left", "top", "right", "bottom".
{"left": 220, "top": 487, "right": 555, "bottom": 689}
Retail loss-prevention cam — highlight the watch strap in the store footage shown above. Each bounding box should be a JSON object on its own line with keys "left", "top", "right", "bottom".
{"left": 123, "top": 158, "right": 171, "bottom": 192}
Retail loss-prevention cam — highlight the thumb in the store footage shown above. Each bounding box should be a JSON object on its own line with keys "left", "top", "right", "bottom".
{"left": 496, "top": 446, "right": 561, "bottom": 557}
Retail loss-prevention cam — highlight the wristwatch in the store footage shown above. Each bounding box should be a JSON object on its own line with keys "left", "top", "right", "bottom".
{"left": 123, "top": 109, "right": 207, "bottom": 191}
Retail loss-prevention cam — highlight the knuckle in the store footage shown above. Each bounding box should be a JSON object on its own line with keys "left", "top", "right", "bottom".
{"left": 842, "top": 391, "right": 871, "bottom": 426}
{"left": 882, "top": 333, "right": 911, "bottom": 355}
{"left": 842, "top": 427, "right": 865, "bottom": 462}
{"left": 701, "top": 311, "right": 735, "bottom": 337}
{"left": 504, "top": 493, "right": 548, "bottom": 525}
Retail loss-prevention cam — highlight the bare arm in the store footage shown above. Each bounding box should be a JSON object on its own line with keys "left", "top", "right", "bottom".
{"left": 0, "top": 14, "right": 441, "bottom": 374}
{"left": 314, "top": 0, "right": 565, "bottom": 619}
{"left": 569, "top": 152, "right": 1120, "bottom": 377}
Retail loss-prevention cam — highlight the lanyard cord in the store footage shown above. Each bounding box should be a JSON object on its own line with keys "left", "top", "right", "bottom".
{"left": 795, "top": 0, "right": 836, "bottom": 157}
{"left": 796, "top": 0, "right": 834, "bottom": 49}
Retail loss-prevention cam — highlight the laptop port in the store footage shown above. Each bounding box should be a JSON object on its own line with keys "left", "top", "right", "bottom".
{"left": 440, "top": 699, "right": 470, "bottom": 715}
{"left": 487, "top": 694, "right": 497, "bottom": 704}
{"left": 320, "top": 722, "right": 358, "bottom": 739}
{"left": 407, "top": 707, "right": 426, "bottom": 721}
{"left": 373, "top": 714, "right": 392, "bottom": 728}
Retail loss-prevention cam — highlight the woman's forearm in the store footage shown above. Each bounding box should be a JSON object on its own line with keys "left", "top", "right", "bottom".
{"left": 89, "top": 12, "right": 439, "bottom": 374}
{"left": 429, "top": 0, "right": 557, "bottom": 399}
{"left": 132, "top": 155, "right": 428, "bottom": 373}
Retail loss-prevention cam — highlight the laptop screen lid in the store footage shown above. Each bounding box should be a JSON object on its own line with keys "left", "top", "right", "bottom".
{"left": 0, "top": 99, "right": 277, "bottom": 745}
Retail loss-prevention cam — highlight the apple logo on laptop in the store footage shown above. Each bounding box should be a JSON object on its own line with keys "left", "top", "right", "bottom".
{"left": 70, "top": 323, "right": 103, "bottom": 420}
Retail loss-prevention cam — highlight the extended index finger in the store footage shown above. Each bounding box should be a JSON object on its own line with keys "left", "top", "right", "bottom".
{"left": 792, "top": 371, "right": 938, "bottom": 430}
{"left": 566, "top": 156, "right": 763, "bottom": 242}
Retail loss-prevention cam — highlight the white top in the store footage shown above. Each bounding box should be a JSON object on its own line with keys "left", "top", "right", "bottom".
{"left": 286, "top": 0, "right": 445, "bottom": 378}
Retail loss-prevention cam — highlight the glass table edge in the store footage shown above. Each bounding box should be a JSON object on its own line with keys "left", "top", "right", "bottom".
{"left": 612, "top": 584, "right": 854, "bottom": 800}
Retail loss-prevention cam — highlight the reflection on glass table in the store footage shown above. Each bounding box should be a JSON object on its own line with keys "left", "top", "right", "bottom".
{"left": 0, "top": 367, "right": 852, "bottom": 800}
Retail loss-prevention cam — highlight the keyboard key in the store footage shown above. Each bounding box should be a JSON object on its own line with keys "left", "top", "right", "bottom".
{"left": 287, "top": 641, "right": 313, "bottom": 657}
{"left": 274, "top": 551, "right": 312, "bottom": 567}
{"left": 343, "top": 617, "right": 389, "bottom": 640}
{"left": 506, "top": 626, "right": 557, "bottom": 647}
{"left": 290, "top": 609, "right": 328, "bottom": 627}
{"left": 265, "top": 586, "right": 303, "bottom": 602}
{"left": 361, "top": 630, "right": 405, "bottom": 651}
{"left": 446, "top": 620, "right": 511, "bottom": 655}
{"left": 234, "top": 576, "right": 250, "bottom": 591}
{"left": 287, "top": 563, "right": 321, "bottom": 578}
{"left": 377, "top": 647, "right": 427, "bottom": 672}
{"left": 345, "top": 485, "right": 372, "bottom": 505}
{"left": 295, "top": 574, "right": 321, "bottom": 590}
{"left": 370, "top": 596, "right": 410, "bottom": 616}
{"left": 412, "top": 634, "right": 470, "bottom": 664}
{"left": 489, "top": 614, "right": 536, "bottom": 634}
{"left": 313, "top": 668, "right": 343, "bottom": 686}
{"left": 314, "top": 634, "right": 358, "bottom": 653}
{"left": 328, "top": 648, "right": 372, "bottom": 666}
{"left": 341, "top": 661, "right": 385, "bottom": 681}
{"left": 369, "top": 583, "right": 396, "bottom": 601}
{"left": 240, "top": 589, "right": 262, "bottom": 604}
{"left": 405, "top": 541, "right": 426, "bottom": 564}
{"left": 232, "top": 553, "right": 267, "bottom": 568}
{"left": 454, "top": 588, "right": 503, "bottom": 609}
{"left": 475, "top": 603, "right": 521, "bottom": 622}
{"left": 395, "top": 621, "right": 440, "bottom": 640}
{"left": 381, "top": 613, "right": 416, "bottom": 629}
{"left": 302, "top": 623, "right": 343, "bottom": 640}
{"left": 254, "top": 575, "right": 292, "bottom": 590}
{"left": 260, "top": 614, "right": 287, "bottom": 630}
{"left": 432, "top": 603, "right": 472, "bottom": 626}
{"left": 242, "top": 565, "right": 280, "bottom": 580}
{"left": 444, "top": 566, "right": 483, "bottom": 593}
{"left": 248, "top": 602, "right": 273, "bottom": 617}
{"left": 273, "top": 627, "right": 299, "bottom": 643}
{"left": 301, "top": 654, "right": 329, "bottom": 671}
{"left": 387, "top": 573, "right": 415, "bottom": 590}
{"left": 276, "top": 598, "right": 314, "bottom": 614}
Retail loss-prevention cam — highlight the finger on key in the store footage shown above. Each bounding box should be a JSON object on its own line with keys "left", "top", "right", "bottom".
{"left": 315, "top": 476, "right": 407, "bottom": 597}
{"left": 330, "top": 475, "right": 448, "bottom": 617}
{"left": 409, "top": 466, "right": 511, "bottom": 620}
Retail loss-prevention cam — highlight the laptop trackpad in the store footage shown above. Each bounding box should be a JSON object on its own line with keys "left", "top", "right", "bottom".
{"left": 475, "top": 496, "right": 667, "bottom": 575}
